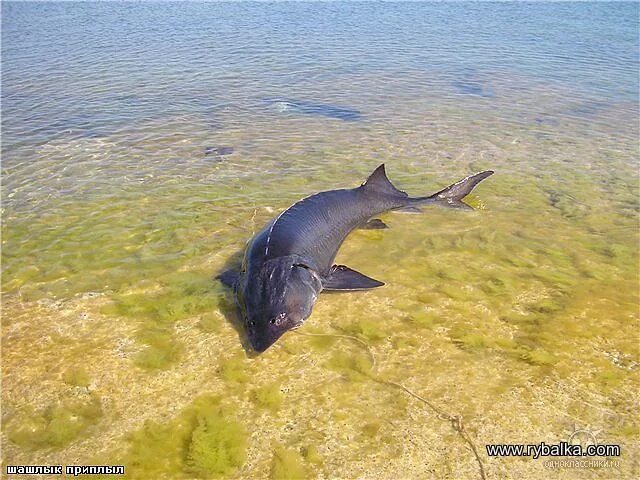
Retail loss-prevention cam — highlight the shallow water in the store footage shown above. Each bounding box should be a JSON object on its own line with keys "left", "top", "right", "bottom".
{"left": 2, "top": 2, "right": 639, "bottom": 479}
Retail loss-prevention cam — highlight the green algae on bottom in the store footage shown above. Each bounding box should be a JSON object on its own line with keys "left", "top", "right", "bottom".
{"left": 1, "top": 85, "right": 639, "bottom": 480}
{"left": 6, "top": 395, "right": 103, "bottom": 450}
{"left": 187, "top": 411, "right": 247, "bottom": 477}
{"left": 451, "top": 333, "right": 488, "bottom": 351}
{"left": 361, "top": 421, "right": 382, "bottom": 439}
{"left": 199, "top": 312, "right": 224, "bottom": 333}
{"left": 270, "top": 445, "right": 309, "bottom": 480}
{"left": 99, "top": 270, "right": 226, "bottom": 322}
{"left": 337, "top": 318, "right": 387, "bottom": 342}
{"left": 110, "top": 395, "right": 247, "bottom": 479}
{"left": 219, "top": 355, "right": 250, "bottom": 384}
{"left": 133, "top": 325, "right": 182, "bottom": 370}
{"left": 520, "top": 348, "right": 558, "bottom": 366}
{"left": 62, "top": 366, "right": 91, "bottom": 387}
{"left": 325, "top": 350, "right": 374, "bottom": 381}
{"left": 250, "top": 382, "right": 283, "bottom": 411}
{"left": 301, "top": 444, "right": 323, "bottom": 465}
{"left": 97, "top": 269, "right": 229, "bottom": 370}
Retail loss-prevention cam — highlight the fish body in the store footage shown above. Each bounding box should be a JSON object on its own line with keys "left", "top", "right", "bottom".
{"left": 220, "top": 165, "right": 493, "bottom": 352}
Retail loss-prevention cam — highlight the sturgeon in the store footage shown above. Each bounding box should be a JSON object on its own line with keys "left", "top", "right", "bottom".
{"left": 219, "top": 164, "right": 493, "bottom": 352}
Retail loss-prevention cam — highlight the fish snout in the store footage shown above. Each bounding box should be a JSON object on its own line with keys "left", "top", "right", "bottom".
{"left": 246, "top": 316, "right": 292, "bottom": 353}
{"left": 247, "top": 331, "right": 275, "bottom": 353}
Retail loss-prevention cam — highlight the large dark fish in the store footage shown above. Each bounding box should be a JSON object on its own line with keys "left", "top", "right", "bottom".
{"left": 219, "top": 165, "right": 493, "bottom": 352}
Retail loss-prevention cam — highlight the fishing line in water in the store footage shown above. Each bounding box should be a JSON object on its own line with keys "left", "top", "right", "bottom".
{"left": 292, "top": 331, "right": 376, "bottom": 370}
{"left": 250, "top": 208, "right": 258, "bottom": 236}
{"left": 292, "top": 330, "right": 487, "bottom": 480}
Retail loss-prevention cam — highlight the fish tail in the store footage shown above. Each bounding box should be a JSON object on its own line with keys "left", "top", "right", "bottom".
{"left": 411, "top": 170, "right": 494, "bottom": 210}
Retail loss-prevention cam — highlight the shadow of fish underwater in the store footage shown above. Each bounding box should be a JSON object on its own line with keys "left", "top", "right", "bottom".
{"left": 219, "top": 165, "right": 494, "bottom": 352}
{"left": 263, "top": 98, "right": 363, "bottom": 121}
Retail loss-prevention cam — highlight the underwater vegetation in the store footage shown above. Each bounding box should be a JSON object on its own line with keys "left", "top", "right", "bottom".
{"left": 6, "top": 395, "right": 103, "bottom": 450}
{"left": 101, "top": 271, "right": 226, "bottom": 324}
{"left": 3, "top": 124, "right": 638, "bottom": 478}
{"left": 219, "top": 355, "right": 250, "bottom": 384}
{"left": 2, "top": 5, "right": 639, "bottom": 473}
{"left": 133, "top": 325, "right": 183, "bottom": 370}
{"left": 99, "top": 270, "right": 229, "bottom": 370}
{"left": 326, "top": 350, "right": 374, "bottom": 382}
{"left": 250, "top": 383, "right": 283, "bottom": 411}
{"left": 270, "top": 445, "right": 309, "bottom": 480}
{"left": 113, "top": 395, "right": 247, "bottom": 479}
{"left": 187, "top": 411, "right": 247, "bottom": 477}
{"left": 62, "top": 367, "right": 91, "bottom": 387}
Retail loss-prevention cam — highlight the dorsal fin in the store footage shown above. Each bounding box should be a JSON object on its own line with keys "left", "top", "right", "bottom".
{"left": 360, "top": 164, "right": 407, "bottom": 197}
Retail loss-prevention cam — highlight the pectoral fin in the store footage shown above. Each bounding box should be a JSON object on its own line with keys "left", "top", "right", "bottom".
{"left": 360, "top": 218, "right": 389, "bottom": 229}
{"left": 322, "top": 265, "right": 385, "bottom": 291}
{"left": 217, "top": 269, "right": 239, "bottom": 288}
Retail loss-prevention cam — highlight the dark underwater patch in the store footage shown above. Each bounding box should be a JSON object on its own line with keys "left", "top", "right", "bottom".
{"left": 452, "top": 79, "right": 495, "bottom": 98}
{"left": 39, "top": 114, "right": 112, "bottom": 139}
{"left": 534, "top": 115, "right": 560, "bottom": 126}
{"left": 451, "top": 68, "right": 495, "bottom": 98}
{"left": 565, "top": 101, "right": 609, "bottom": 118}
{"left": 263, "top": 98, "right": 363, "bottom": 121}
{"left": 204, "top": 146, "right": 234, "bottom": 156}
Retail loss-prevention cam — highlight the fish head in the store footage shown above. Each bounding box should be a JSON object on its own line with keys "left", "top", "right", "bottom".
{"left": 238, "top": 255, "right": 322, "bottom": 352}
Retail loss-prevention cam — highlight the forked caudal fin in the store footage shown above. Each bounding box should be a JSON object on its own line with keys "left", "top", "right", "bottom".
{"left": 415, "top": 170, "right": 494, "bottom": 210}
{"left": 361, "top": 164, "right": 493, "bottom": 210}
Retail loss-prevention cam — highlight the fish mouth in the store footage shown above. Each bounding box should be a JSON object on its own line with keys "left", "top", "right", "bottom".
{"left": 249, "top": 339, "right": 270, "bottom": 353}
{"left": 247, "top": 320, "right": 305, "bottom": 353}
{"left": 247, "top": 332, "right": 279, "bottom": 353}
